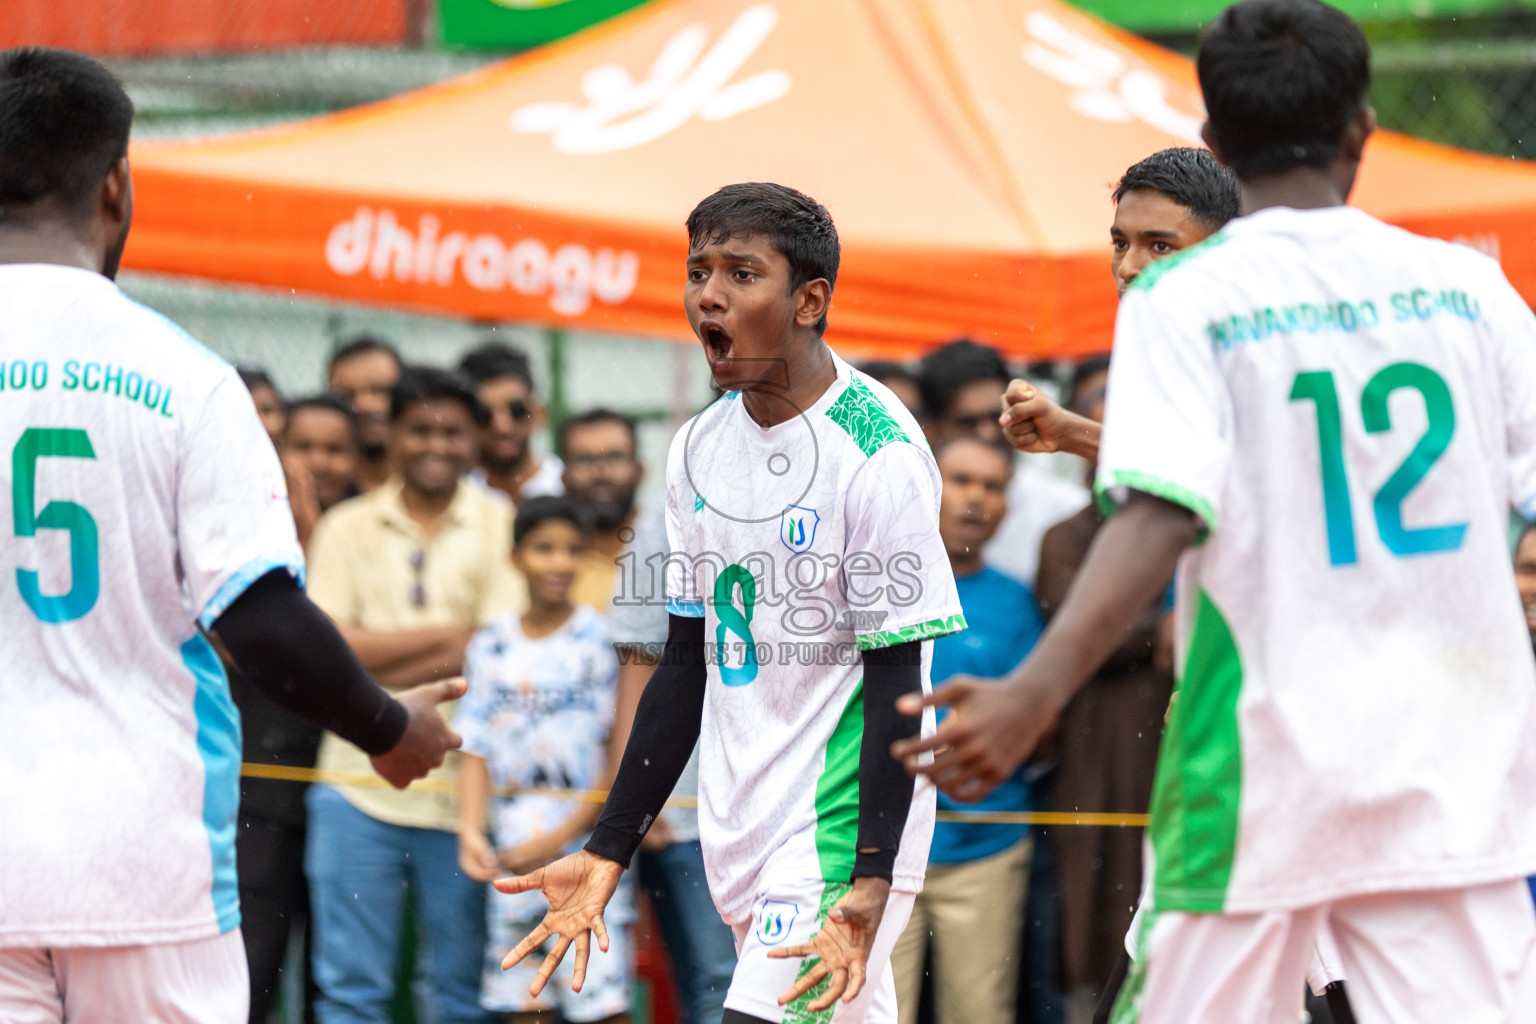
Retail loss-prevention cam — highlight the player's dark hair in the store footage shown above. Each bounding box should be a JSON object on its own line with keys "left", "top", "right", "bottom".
{"left": 1197, "top": 0, "right": 1371, "bottom": 180}
{"left": 458, "top": 341, "right": 534, "bottom": 389}
{"left": 1112, "top": 148, "right": 1240, "bottom": 231}
{"left": 389, "top": 365, "right": 487, "bottom": 426}
{"left": 933, "top": 434, "right": 1015, "bottom": 476}
{"left": 237, "top": 365, "right": 279, "bottom": 397}
{"left": 1067, "top": 356, "right": 1112, "bottom": 412}
{"left": 686, "top": 183, "right": 840, "bottom": 335}
{"left": 857, "top": 360, "right": 917, "bottom": 389}
{"left": 557, "top": 407, "right": 639, "bottom": 462}
{"left": 0, "top": 48, "right": 133, "bottom": 216}
{"left": 283, "top": 392, "right": 359, "bottom": 441}
{"left": 917, "top": 339, "right": 1011, "bottom": 421}
{"left": 514, "top": 495, "right": 593, "bottom": 546}
{"left": 327, "top": 334, "right": 402, "bottom": 378}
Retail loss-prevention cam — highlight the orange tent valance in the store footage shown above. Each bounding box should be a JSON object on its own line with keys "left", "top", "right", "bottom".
{"left": 125, "top": 0, "right": 1536, "bottom": 359}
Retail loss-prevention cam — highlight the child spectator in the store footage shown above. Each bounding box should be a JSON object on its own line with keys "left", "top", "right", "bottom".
{"left": 456, "top": 496, "right": 633, "bottom": 1024}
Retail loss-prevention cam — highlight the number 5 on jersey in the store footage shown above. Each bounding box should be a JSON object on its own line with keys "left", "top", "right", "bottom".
{"left": 12, "top": 428, "right": 99, "bottom": 622}
{"left": 1291, "top": 362, "right": 1467, "bottom": 567}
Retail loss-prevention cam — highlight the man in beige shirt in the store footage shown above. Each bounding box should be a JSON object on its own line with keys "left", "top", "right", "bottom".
{"left": 305, "top": 366, "right": 523, "bottom": 1024}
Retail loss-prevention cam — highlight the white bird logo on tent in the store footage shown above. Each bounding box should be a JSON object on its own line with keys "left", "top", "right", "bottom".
{"left": 1022, "top": 11, "right": 1205, "bottom": 144}
{"left": 511, "top": 4, "right": 792, "bottom": 154}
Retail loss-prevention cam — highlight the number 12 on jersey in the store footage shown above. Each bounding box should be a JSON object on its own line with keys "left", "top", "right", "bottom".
{"left": 12, "top": 428, "right": 100, "bottom": 622}
{"left": 1290, "top": 362, "right": 1467, "bottom": 567}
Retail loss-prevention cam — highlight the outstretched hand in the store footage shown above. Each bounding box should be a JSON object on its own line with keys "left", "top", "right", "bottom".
{"left": 769, "top": 877, "right": 890, "bottom": 1013}
{"left": 370, "top": 677, "right": 466, "bottom": 789}
{"left": 891, "top": 675, "right": 1059, "bottom": 802}
{"left": 495, "top": 850, "right": 624, "bottom": 997}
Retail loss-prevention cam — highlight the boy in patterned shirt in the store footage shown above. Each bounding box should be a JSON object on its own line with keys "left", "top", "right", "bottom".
{"left": 457, "top": 496, "right": 631, "bottom": 1024}
{"left": 500, "top": 183, "right": 963, "bottom": 1024}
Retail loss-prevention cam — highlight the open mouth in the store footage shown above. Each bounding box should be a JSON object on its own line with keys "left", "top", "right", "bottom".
{"left": 702, "top": 323, "right": 734, "bottom": 364}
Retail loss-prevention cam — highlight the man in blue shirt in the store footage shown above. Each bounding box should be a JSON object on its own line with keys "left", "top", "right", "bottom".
{"left": 889, "top": 435, "right": 1044, "bottom": 1024}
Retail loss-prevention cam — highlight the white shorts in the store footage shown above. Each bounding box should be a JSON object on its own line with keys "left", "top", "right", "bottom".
{"left": 1126, "top": 898, "right": 1347, "bottom": 993}
{"left": 1113, "top": 878, "right": 1536, "bottom": 1024}
{"left": 0, "top": 929, "right": 248, "bottom": 1024}
{"left": 483, "top": 875, "right": 635, "bottom": 1021}
{"left": 726, "top": 877, "right": 915, "bottom": 1024}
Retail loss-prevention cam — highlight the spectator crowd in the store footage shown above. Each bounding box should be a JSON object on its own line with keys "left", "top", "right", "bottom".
{"left": 233, "top": 330, "right": 1169, "bottom": 1024}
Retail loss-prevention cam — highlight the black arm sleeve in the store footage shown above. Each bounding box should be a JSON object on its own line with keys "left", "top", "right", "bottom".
{"left": 585, "top": 614, "right": 707, "bottom": 869}
{"left": 853, "top": 640, "right": 923, "bottom": 881}
{"left": 212, "top": 569, "right": 408, "bottom": 756}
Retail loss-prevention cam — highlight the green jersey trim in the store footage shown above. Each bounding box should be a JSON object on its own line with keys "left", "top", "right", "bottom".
{"left": 812, "top": 682, "right": 864, "bottom": 883}
{"left": 783, "top": 880, "right": 852, "bottom": 1024}
{"left": 1109, "top": 903, "right": 1159, "bottom": 1024}
{"left": 1094, "top": 469, "right": 1217, "bottom": 540}
{"left": 825, "top": 376, "right": 909, "bottom": 458}
{"left": 855, "top": 613, "right": 968, "bottom": 652}
{"left": 1125, "top": 231, "right": 1231, "bottom": 295}
{"left": 1147, "top": 587, "right": 1244, "bottom": 912}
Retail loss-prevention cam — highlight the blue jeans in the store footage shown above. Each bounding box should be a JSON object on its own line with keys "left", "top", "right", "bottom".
{"left": 639, "top": 839, "right": 737, "bottom": 1024}
{"left": 305, "top": 786, "right": 491, "bottom": 1024}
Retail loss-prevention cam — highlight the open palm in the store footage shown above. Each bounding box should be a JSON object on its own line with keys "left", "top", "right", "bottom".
{"left": 494, "top": 850, "right": 624, "bottom": 997}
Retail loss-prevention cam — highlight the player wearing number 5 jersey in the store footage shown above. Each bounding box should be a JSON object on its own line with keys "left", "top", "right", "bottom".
{"left": 901, "top": 2, "right": 1536, "bottom": 1022}
{"left": 0, "top": 49, "right": 463, "bottom": 1024}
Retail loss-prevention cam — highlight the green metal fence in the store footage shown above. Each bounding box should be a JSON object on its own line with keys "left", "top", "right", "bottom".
{"left": 1146, "top": 11, "right": 1536, "bottom": 161}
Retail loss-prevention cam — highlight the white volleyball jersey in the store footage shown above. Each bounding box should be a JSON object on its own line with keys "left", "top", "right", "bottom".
{"left": 0, "top": 264, "right": 303, "bottom": 947}
{"left": 665, "top": 352, "right": 961, "bottom": 925}
{"left": 1097, "top": 207, "right": 1536, "bottom": 914}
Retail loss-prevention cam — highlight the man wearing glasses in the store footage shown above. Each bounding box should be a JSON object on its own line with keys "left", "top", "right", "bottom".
{"left": 459, "top": 341, "right": 565, "bottom": 506}
{"left": 560, "top": 408, "right": 645, "bottom": 612}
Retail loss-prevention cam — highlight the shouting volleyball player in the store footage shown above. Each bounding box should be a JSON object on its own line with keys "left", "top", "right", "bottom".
{"left": 500, "top": 183, "right": 963, "bottom": 1024}
{"left": 898, "top": 1, "right": 1536, "bottom": 1020}
{"left": 0, "top": 49, "right": 463, "bottom": 1021}
{"left": 1002, "top": 147, "right": 1359, "bottom": 1024}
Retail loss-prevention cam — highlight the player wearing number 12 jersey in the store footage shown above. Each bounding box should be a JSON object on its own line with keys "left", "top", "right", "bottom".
{"left": 904, "top": 2, "right": 1536, "bottom": 1022}
{"left": 500, "top": 184, "right": 962, "bottom": 1024}
{"left": 0, "top": 49, "right": 462, "bottom": 1023}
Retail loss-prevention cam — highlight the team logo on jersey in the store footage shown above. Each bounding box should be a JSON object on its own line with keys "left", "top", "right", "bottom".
{"left": 758, "top": 900, "right": 799, "bottom": 946}
{"left": 269, "top": 478, "right": 289, "bottom": 503}
{"left": 780, "top": 505, "right": 819, "bottom": 553}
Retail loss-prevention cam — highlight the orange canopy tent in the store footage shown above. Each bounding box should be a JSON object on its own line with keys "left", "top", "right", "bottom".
{"left": 125, "top": 0, "right": 1536, "bottom": 359}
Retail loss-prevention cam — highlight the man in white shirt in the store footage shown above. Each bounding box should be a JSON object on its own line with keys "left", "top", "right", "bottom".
{"left": 0, "top": 47, "right": 461, "bottom": 1024}
{"left": 900, "top": 3, "right": 1536, "bottom": 1022}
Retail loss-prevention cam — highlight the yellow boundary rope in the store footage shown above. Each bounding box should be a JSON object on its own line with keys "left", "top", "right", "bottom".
{"left": 240, "top": 763, "right": 1149, "bottom": 828}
